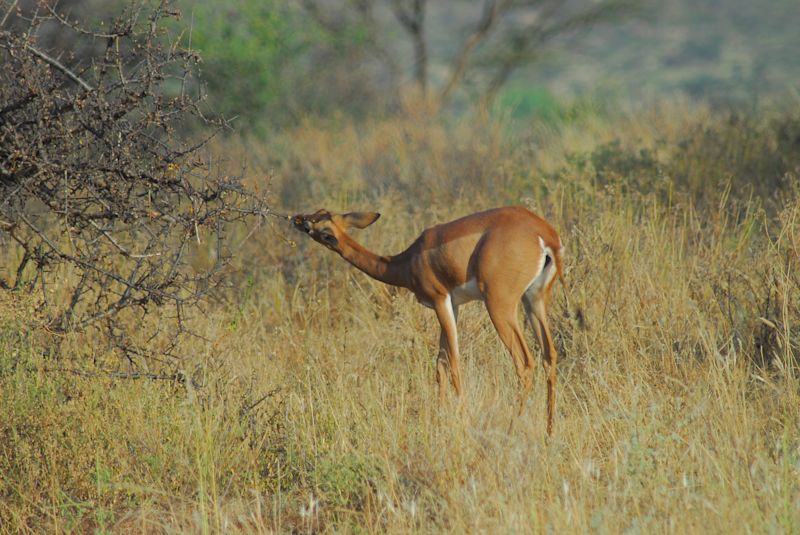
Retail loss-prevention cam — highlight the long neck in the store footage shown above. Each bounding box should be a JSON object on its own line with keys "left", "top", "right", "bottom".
{"left": 336, "top": 233, "right": 411, "bottom": 289}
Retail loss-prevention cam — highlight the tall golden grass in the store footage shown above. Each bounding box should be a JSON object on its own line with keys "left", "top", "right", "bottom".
{"left": 1, "top": 100, "right": 798, "bottom": 533}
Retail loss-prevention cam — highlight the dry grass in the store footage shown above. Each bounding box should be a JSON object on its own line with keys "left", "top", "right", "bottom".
{"left": 1, "top": 102, "right": 799, "bottom": 533}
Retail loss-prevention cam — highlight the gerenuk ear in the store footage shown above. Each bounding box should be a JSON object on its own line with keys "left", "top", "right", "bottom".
{"left": 342, "top": 212, "right": 381, "bottom": 229}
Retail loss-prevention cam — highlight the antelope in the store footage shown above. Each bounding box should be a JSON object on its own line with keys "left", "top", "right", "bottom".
{"left": 293, "top": 207, "right": 564, "bottom": 434}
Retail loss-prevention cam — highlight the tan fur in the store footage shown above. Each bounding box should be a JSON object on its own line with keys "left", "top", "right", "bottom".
{"left": 294, "top": 206, "right": 564, "bottom": 435}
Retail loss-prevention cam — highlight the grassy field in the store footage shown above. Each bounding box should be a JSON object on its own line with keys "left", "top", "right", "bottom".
{"left": 1, "top": 100, "right": 799, "bottom": 533}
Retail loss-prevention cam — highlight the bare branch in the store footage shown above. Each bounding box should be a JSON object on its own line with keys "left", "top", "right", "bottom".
{"left": 0, "top": 0, "right": 19, "bottom": 28}
{"left": 439, "top": 0, "right": 506, "bottom": 104}
{"left": 42, "top": 366, "right": 189, "bottom": 383}
{"left": 390, "top": 0, "right": 428, "bottom": 93}
{"left": 479, "top": 0, "right": 638, "bottom": 105}
{"left": 24, "top": 42, "right": 94, "bottom": 92}
{"left": 300, "top": 0, "right": 342, "bottom": 33}
{"left": 0, "top": 1, "right": 271, "bottom": 367}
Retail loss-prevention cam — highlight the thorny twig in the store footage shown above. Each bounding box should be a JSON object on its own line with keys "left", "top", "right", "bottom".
{"left": 0, "top": 0, "right": 278, "bottom": 369}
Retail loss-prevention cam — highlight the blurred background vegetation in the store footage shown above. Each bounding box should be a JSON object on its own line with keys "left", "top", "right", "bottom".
{"left": 30, "top": 0, "right": 800, "bottom": 129}
{"left": 185, "top": 0, "right": 800, "bottom": 125}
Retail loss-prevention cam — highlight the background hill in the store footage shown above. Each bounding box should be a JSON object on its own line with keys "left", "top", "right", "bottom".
{"left": 521, "top": 0, "right": 800, "bottom": 103}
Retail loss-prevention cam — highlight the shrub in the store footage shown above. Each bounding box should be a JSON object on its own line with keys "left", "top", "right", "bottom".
{"left": 0, "top": 0, "right": 266, "bottom": 367}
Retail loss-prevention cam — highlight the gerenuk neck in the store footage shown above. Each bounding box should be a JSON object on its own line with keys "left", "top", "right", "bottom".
{"left": 336, "top": 233, "right": 412, "bottom": 289}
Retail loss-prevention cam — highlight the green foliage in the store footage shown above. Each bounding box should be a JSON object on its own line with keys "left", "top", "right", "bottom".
{"left": 316, "top": 453, "right": 381, "bottom": 511}
{"left": 179, "top": 0, "right": 380, "bottom": 131}
{"left": 181, "top": 0, "right": 304, "bottom": 129}
{"left": 501, "top": 86, "right": 563, "bottom": 121}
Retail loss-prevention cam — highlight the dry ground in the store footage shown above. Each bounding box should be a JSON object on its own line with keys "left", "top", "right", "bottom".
{"left": 1, "top": 101, "right": 798, "bottom": 533}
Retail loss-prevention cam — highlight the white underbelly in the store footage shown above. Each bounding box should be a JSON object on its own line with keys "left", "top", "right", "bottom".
{"left": 414, "top": 278, "right": 483, "bottom": 309}
{"left": 450, "top": 278, "right": 483, "bottom": 306}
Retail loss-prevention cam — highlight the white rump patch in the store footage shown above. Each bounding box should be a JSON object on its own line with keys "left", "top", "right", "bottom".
{"left": 525, "top": 236, "right": 556, "bottom": 298}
